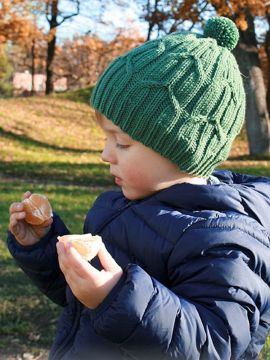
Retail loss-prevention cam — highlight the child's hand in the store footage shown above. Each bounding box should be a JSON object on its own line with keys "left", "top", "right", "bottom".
{"left": 9, "top": 191, "right": 53, "bottom": 246}
{"left": 56, "top": 241, "right": 123, "bottom": 309}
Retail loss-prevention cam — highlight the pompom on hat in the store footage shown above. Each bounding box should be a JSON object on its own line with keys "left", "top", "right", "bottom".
{"left": 90, "top": 17, "right": 246, "bottom": 177}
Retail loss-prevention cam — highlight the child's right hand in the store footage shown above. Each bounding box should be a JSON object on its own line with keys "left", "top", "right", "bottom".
{"left": 9, "top": 191, "right": 53, "bottom": 246}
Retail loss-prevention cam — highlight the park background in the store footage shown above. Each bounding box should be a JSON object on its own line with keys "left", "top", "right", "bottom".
{"left": 0, "top": 0, "right": 270, "bottom": 359}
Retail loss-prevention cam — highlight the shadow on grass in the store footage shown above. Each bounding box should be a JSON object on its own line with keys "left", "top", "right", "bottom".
{"left": 0, "top": 126, "right": 101, "bottom": 154}
{"left": 228, "top": 154, "right": 270, "bottom": 161}
{"left": 0, "top": 160, "right": 113, "bottom": 186}
{"left": 0, "top": 161, "right": 113, "bottom": 186}
{"left": 52, "top": 86, "right": 94, "bottom": 104}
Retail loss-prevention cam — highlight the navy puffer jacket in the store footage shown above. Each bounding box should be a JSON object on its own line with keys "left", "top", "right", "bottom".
{"left": 7, "top": 170, "right": 270, "bottom": 360}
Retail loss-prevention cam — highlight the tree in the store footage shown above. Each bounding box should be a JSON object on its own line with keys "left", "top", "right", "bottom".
{"left": 233, "top": 14, "right": 270, "bottom": 156}
{"left": 54, "top": 31, "right": 144, "bottom": 89}
{"left": 0, "top": 0, "right": 48, "bottom": 95}
{"left": 0, "top": 45, "right": 13, "bottom": 97}
{"left": 140, "top": 0, "right": 205, "bottom": 40}
{"left": 0, "top": 0, "right": 33, "bottom": 44}
{"left": 264, "top": 6, "right": 270, "bottom": 113}
{"left": 45, "top": 0, "right": 80, "bottom": 94}
{"left": 26, "top": 2, "right": 45, "bottom": 94}
{"left": 209, "top": 0, "right": 270, "bottom": 156}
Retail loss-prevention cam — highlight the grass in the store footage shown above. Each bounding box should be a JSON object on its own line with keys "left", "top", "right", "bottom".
{"left": 0, "top": 96, "right": 113, "bottom": 186}
{"left": 0, "top": 182, "right": 106, "bottom": 359}
{"left": 0, "top": 93, "right": 269, "bottom": 359}
{"left": 52, "top": 86, "right": 94, "bottom": 103}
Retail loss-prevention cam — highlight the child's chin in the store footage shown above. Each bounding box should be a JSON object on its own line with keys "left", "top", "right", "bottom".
{"left": 122, "top": 187, "right": 138, "bottom": 201}
{"left": 122, "top": 187, "right": 150, "bottom": 201}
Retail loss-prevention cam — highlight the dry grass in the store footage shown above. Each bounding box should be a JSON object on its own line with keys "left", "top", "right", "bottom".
{"left": 0, "top": 97, "right": 113, "bottom": 186}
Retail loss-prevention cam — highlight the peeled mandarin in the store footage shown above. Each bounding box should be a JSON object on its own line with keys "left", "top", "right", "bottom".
{"left": 57, "top": 233, "right": 103, "bottom": 261}
{"left": 23, "top": 193, "right": 53, "bottom": 225}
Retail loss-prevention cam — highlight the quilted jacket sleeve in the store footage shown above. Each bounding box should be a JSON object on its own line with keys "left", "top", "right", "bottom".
{"left": 7, "top": 213, "right": 70, "bottom": 306}
{"left": 89, "top": 224, "right": 270, "bottom": 360}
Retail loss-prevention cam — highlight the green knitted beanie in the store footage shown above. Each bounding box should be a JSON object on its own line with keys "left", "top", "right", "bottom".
{"left": 90, "top": 17, "right": 246, "bottom": 177}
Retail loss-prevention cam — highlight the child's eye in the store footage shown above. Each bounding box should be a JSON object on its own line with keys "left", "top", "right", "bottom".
{"left": 116, "top": 143, "right": 130, "bottom": 149}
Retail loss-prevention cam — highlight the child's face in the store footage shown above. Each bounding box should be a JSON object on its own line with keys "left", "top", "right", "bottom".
{"left": 95, "top": 112, "right": 185, "bottom": 200}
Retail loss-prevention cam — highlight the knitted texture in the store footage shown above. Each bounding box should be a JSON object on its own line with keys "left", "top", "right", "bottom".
{"left": 90, "top": 17, "right": 246, "bottom": 177}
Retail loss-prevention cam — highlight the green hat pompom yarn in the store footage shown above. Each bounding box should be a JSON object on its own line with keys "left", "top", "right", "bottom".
{"left": 91, "top": 17, "right": 246, "bottom": 177}
{"left": 204, "top": 17, "right": 239, "bottom": 51}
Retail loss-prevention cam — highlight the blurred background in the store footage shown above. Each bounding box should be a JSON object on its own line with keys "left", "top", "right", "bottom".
{"left": 0, "top": 1, "right": 270, "bottom": 359}
{"left": 1, "top": 0, "right": 270, "bottom": 157}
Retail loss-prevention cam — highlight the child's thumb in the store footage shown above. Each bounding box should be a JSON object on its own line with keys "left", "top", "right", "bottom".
{"left": 98, "top": 243, "right": 122, "bottom": 274}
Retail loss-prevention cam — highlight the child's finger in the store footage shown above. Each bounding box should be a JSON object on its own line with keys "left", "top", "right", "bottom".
{"left": 44, "top": 217, "right": 53, "bottom": 226}
{"left": 57, "top": 241, "right": 101, "bottom": 283}
{"left": 8, "top": 217, "right": 17, "bottom": 233}
{"left": 9, "top": 202, "right": 24, "bottom": 215}
{"left": 9, "top": 218, "right": 23, "bottom": 236}
{"left": 68, "top": 246, "right": 100, "bottom": 277}
{"left": 9, "top": 222, "right": 20, "bottom": 238}
{"left": 9, "top": 211, "right": 25, "bottom": 228}
{"left": 9, "top": 190, "right": 31, "bottom": 215}
{"left": 9, "top": 213, "right": 25, "bottom": 237}
{"left": 57, "top": 241, "right": 79, "bottom": 273}
{"left": 36, "top": 217, "right": 53, "bottom": 228}
{"left": 22, "top": 191, "right": 31, "bottom": 200}
{"left": 56, "top": 242, "right": 69, "bottom": 274}
{"left": 98, "top": 244, "right": 121, "bottom": 274}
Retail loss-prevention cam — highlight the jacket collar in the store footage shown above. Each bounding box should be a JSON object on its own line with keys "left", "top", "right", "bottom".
{"left": 153, "top": 170, "right": 270, "bottom": 234}
{"left": 154, "top": 182, "right": 245, "bottom": 213}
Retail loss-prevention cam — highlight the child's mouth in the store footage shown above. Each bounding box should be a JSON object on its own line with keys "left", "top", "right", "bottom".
{"left": 114, "top": 177, "right": 123, "bottom": 186}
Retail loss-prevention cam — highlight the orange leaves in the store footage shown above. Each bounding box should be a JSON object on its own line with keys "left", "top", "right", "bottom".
{"left": 209, "top": 0, "right": 267, "bottom": 22}
{"left": 53, "top": 32, "right": 144, "bottom": 89}
{"left": 0, "top": 0, "right": 40, "bottom": 44}
{"left": 173, "top": 0, "right": 200, "bottom": 22}
{"left": 235, "top": 14, "right": 248, "bottom": 32}
{"left": 197, "top": 0, "right": 269, "bottom": 35}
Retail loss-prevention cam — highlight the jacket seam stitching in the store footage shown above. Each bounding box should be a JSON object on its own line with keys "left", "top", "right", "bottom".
{"left": 175, "top": 219, "right": 270, "bottom": 249}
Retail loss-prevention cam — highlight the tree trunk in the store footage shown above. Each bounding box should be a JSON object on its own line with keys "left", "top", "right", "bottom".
{"left": 264, "top": 14, "right": 270, "bottom": 113}
{"left": 45, "top": 32, "right": 56, "bottom": 94}
{"left": 145, "top": 0, "right": 159, "bottom": 40}
{"left": 233, "top": 13, "right": 270, "bottom": 156}
{"left": 45, "top": 0, "right": 58, "bottom": 95}
{"left": 31, "top": 39, "right": 35, "bottom": 95}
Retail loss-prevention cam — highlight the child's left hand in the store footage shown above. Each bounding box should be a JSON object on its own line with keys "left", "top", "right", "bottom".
{"left": 56, "top": 241, "right": 123, "bottom": 309}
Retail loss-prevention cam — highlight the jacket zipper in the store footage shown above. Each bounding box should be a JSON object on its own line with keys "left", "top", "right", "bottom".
{"left": 95, "top": 200, "right": 135, "bottom": 234}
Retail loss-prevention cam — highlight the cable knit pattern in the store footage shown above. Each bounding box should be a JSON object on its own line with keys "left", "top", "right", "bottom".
{"left": 91, "top": 17, "right": 246, "bottom": 177}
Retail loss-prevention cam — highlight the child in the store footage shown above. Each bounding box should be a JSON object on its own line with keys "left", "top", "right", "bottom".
{"left": 8, "top": 17, "right": 270, "bottom": 360}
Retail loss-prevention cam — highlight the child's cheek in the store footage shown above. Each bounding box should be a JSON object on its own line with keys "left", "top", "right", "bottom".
{"left": 124, "top": 163, "right": 143, "bottom": 185}
{"left": 125, "top": 160, "right": 154, "bottom": 190}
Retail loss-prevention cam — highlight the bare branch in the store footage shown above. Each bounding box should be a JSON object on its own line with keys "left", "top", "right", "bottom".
{"left": 45, "top": 1, "right": 50, "bottom": 22}
{"left": 57, "top": 0, "right": 80, "bottom": 26}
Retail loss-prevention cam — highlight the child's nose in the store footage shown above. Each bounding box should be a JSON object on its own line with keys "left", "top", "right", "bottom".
{"left": 101, "top": 143, "right": 116, "bottom": 164}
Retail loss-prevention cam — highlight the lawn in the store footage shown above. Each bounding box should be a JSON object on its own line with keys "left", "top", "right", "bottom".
{"left": 0, "top": 181, "right": 104, "bottom": 359}
{"left": 0, "top": 95, "right": 269, "bottom": 359}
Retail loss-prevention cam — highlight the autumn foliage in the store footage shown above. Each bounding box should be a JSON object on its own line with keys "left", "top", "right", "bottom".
{"left": 0, "top": 1, "right": 270, "bottom": 105}
{"left": 0, "top": 0, "right": 34, "bottom": 43}
{"left": 54, "top": 33, "right": 144, "bottom": 88}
